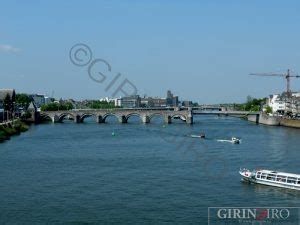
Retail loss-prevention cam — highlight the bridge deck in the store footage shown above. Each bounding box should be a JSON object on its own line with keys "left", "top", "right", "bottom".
{"left": 40, "top": 108, "right": 194, "bottom": 124}
{"left": 193, "top": 110, "right": 259, "bottom": 115}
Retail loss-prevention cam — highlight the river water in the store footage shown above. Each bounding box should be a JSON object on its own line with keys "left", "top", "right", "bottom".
{"left": 0, "top": 116, "right": 300, "bottom": 224}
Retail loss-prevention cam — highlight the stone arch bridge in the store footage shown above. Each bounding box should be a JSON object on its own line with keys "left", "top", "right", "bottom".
{"left": 40, "top": 108, "right": 193, "bottom": 124}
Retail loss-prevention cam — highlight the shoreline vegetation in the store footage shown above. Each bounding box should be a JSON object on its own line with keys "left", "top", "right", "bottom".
{"left": 0, "top": 120, "right": 29, "bottom": 143}
{"left": 40, "top": 100, "right": 119, "bottom": 111}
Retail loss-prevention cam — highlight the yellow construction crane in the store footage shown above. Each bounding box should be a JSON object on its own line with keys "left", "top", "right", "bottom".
{"left": 250, "top": 69, "right": 300, "bottom": 96}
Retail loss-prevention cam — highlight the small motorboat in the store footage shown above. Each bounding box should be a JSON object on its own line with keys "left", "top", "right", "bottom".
{"left": 216, "top": 137, "right": 241, "bottom": 144}
{"left": 191, "top": 133, "right": 206, "bottom": 139}
{"left": 231, "top": 137, "right": 240, "bottom": 144}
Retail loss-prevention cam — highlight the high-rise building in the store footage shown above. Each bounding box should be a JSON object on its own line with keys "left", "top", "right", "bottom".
{"left": 166, "top": 90, "right": 173, "bottom": 106}
{"left": 166, "top": 90, "right": 179, "bottom": 107}
{"left": 172, "top": 96, "right": 179, "bottom": 107}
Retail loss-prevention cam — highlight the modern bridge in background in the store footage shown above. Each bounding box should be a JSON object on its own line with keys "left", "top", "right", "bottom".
{"left": 193, "top": 110, "right": 259, "bottom": 116}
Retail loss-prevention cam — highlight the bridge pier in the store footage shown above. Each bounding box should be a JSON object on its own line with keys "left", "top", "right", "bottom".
{"left": 120, "top": 115, "right": 127, "bottom": 124}
{"left": 164, "top": 115, "right": 171, "bottom": 124}
{"left": 142, "top": 115, "right": 150, "bottom": 124}
{"left": 52, "top": 115, "right": 60, "bottom": 123}
{"left": 186, "top": 110, "right": 193, "bottom": 124}
{"left": 247, "top": 114, "right": 259, "bottom": 124}
{"left": 74, "top": 115, "right": 81, "bottom": 123}
{"left": 96, "top": 115, "right": 104, "bottom": 123}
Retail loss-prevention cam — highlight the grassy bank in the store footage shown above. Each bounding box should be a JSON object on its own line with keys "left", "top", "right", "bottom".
{"left": 0, "top": 120, "right": 29, "bottom": 143}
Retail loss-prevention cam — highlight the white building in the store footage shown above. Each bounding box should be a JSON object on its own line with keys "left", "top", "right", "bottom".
{"left": 292, "top": 92, "right": 300, "bottom": 98}
{"left": 44, "top": 96, "right": 52, "bottom": 105}
{"left": 115, "top": 98, "right": 122, "bottom": 107}
{"left": 290, "top": 92, "right": 300, "bottom": 114}
{"left": 265, "top": 94, "right": 287, "bottom": 113}
{"left": 99, "top": 97, "right": 122, "bottom": 107}
{"left": 265, "top": 92, "right": 300, "bottom": 115}
{"left": 99, "top": 97, "right": 111, "bottom": 102}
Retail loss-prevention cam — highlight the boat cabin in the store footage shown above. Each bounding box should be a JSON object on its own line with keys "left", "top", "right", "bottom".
{"left": 255, "top": 170, "right": 300, "bottom": 185}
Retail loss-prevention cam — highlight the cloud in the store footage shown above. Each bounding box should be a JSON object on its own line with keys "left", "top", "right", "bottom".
{"left": 0, "top": 44, "right": 20, "bottom": 53}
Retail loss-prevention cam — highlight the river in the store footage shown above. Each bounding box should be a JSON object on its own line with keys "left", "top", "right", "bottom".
{"left": 0, "top": 116, "right": 300, "bottom": 224}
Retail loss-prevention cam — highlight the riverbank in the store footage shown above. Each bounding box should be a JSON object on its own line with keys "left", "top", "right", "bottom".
{"left": 280, "top": 117, "right": 300, "bottom": 128}
{"left": 0, "top": 120, "right": 29, "bottom": 143}
{"left": 247, "top": 113, "right": 280, "bottom": 126}
{"left": 247, "top": 113, "right": 300, "bottom": 128}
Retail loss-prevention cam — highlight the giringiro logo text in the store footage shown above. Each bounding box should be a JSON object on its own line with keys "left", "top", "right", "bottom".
{"left": 208, "top": 207, "right": 300, "bottom": 225}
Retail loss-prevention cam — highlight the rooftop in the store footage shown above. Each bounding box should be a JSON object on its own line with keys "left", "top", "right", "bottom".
{"left": 0, "top": 89, "right": 15, "bottom": 101}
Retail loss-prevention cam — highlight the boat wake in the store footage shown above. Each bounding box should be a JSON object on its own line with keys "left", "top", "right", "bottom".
{"left": 191, "top": 135, "right": 202, "bottom": 138}
{"left": 190, "top": 134, "right": 206, "bottom": 139}
{"left": 217, "top": 139, "right": 233, "bottom": 143}
{"left": 216, "top": 138, "right": 242, "bottom": 144}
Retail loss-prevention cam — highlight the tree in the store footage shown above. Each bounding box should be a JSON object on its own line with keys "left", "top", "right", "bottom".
{"left": 22, "top": 111, "right": 32, "bottom": 119}
{"left": 265, "top": 106, "right": 273, "bottom": 114}
{"left": 3, "top": 94, "right": 13, "bottom": 112}
{"left": 246, "top": 95, "right": 253, "bottom": 104}
{"left": 15, "top": 93, "right": 31, "bottom": 108}
{"left": 87, "top": 100, "right": 116, "bottom": 109}
{"left": 41, "top": 103, "right": 59, "bottom": 111}
{"left": 41, "top": 102, "right": 74, "bottom": 111}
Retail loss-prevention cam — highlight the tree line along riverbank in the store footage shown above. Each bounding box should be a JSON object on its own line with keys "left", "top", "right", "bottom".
{"left": 0, "top": 120, "right": 29, "bottom": 143}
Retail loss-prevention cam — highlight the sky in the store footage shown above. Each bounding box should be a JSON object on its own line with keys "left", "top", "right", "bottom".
{"left": 1, "top": 0, "right": 300, "bottom": 104}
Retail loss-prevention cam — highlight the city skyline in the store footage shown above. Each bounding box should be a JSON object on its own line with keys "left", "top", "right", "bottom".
{"left": 1, "top": 1, "right": 300, "bottom": 103}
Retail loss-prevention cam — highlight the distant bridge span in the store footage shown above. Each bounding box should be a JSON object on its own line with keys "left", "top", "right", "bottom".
{"left": 193, "top": 110, "right": 259, "bottom": 116}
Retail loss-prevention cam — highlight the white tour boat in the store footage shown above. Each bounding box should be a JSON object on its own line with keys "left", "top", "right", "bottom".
{"left": 239, "top": 168, "right": 300, "bottom": 190}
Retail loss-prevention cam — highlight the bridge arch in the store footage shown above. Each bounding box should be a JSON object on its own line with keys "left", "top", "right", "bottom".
{"left": 171, "top": 114, "right": 187, "bottom": 122}
{"left": 58, "top": 112, "right": 76, "bottom": 122}
{"left": 40, "top": 113, "right": 53, "bottom": 122}
{"left": 80, "top": 113, "right": 97, "bottom": 122}
{"left": 102, "top": 113, "right": 122, "bottom": 123}
{"left": 148, "top": 112, "right": 164, "bottom": 122}
{"left": 125, "top": 113, "right": 143, "bottom": 123}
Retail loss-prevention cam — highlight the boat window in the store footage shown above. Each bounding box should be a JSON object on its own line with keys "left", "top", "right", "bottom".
{"left": 287, "top": 179, "right": 296, "bottom": 184}
{"left": 287, "top": 177, "right": 297, "bottom": 184}
{"left": 257, "top": 174, "right": 261, "bottom": 178}
{"left": 276, "top": 175, "right": 287, "bottom": 182}
{"left": 267, "top": 174, "right": 276, "bottom": 180}
{"left": 261, "top": 173, "right": 267, "bottom": 179}
{"left": 297, "top": 180, "right": 300, "bottom": 184}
